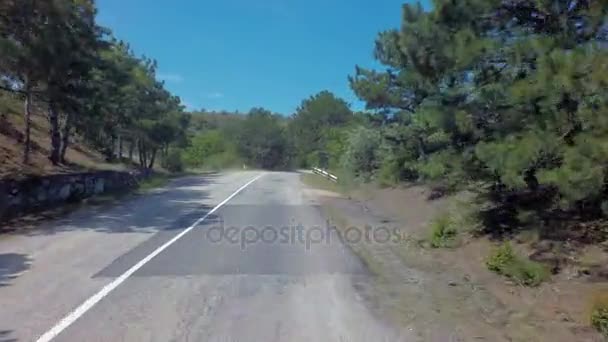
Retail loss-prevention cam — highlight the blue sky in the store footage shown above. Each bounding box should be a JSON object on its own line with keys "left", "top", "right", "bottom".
{"left": 96, "top": 0, "right": 428, "bottom": 115}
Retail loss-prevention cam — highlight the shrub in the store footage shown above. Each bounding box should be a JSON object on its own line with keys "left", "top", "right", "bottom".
{"left": 377, "top": 159, "right": 400, "bottom": 187}
{"left": 203, "top": 151, "right": 243, "bottom": 170}
{"left": 429, "top": 213, "right": 458, "bottom": 248}
{"left": 161, "top": 151, "right": 184, "bottom": 173}
{"left": 589, "top": 291, "right": 608, "bottom": 338}
{"left": 592, "top": 308, "right": 608, "bottom": 338}
{"left": 182, "top": 130, "right": 227, "bottom": 167}
{"left": 486, "top": 243, "right": 549, "bottom": 286}
{"left": 341, "top": 126, "right": 383, "bottom": 181}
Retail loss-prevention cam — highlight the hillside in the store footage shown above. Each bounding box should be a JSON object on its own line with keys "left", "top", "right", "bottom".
{"left": 0, "top": 93, "right": 131, "bottom": 179}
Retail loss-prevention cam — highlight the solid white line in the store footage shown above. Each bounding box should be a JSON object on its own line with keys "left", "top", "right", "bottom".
{"left": 36, "top": 172, "right": 265, "bottom": 342}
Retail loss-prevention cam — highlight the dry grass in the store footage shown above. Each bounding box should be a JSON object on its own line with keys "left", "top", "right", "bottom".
{"left": 0, "top": 95, "right": 131, "bottom": 179}
{"left": 300, "top": 173, "right": 345, "bottom": 194}
{"left": 311, "top": 182, "right": 606, "bottom": 341}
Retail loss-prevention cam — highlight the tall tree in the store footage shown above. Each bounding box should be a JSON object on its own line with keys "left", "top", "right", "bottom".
{"left": 349, "top": 0, "right": 608, "bottom": 215}
{"left": 0, "top": 0, "right": 50, "bottom": 163}
{"left": 237, "top": 108, "right": 288, "bottom": 169}
{"left": 289, "top": 91, "right": 353, "bottom": 166}
{"left": 41, "top": 0, "right": 101, "bottom": 164}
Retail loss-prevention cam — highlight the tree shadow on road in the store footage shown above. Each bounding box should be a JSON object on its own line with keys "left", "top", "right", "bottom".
{"left": 0, "top": 173, "right": 221, "bottom": 237}
{"left": 0, "top": 330, "right": 17, "bottom": 342}
{"left": 0, "top": 253, "right": 31, "bottom": 287}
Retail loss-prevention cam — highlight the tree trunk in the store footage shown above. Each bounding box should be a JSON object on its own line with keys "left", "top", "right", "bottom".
{"left": 48, "top": 101, "right": 61, "bottom": 165}
{"left": 109, "top": 135, "right": 116, "bottom": 161}
{"left": 129, "top": 140, "right": 134, "bottom": 161}
{"left": 118, "top": 135, "right": 123, "bottom": 160}
{"left": 137, "top": 141, "right": 143, "bottom": 167}
{"left": 138, "top": 140, "right": 147, "bottom": 168}
{"left": 23, "top": 84, "right": 32, "bottom": 164}
{"left": 59, "top": 112, "right": 73, "bottom": 163}
{"left": 148, "top": 148, "right": 157, "bottom": 169}
{"left": 416, "top": 136, "right": 426, "bottom": 159}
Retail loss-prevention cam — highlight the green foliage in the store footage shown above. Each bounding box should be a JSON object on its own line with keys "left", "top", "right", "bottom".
{"left": 137, "top": 174, "right": 171, "bottom": 192}
{"left": 0, "top": 1, "right": 188, "bottom": 168}
{"left": 591, "top": 308, "right": 608, "bottom": 338}
{"left": 347, "top": 0, "right": 608, "bottom": 233}
{"left": 340, "top": 126, "right": 384, "bottom": 181}
{"left": 428, "top": 202, "right": 481, "bottom": 248}
{"left": 289, "top": 91, "right": 353, "bottom": 168}
{"left": 486, "top": 243, "right": 549, "bottom": 287}
{"left": 161, "top": 150, "right": 184, "bottom": 173}
{"left": 590, "top": 291, "right": 608, "bottom": 338}
{"left": 235, "top": 108, "right": 288, "bottom": 170}
{"left": 377, "top": 158, "right": 401, "bottom": 187}
{"left": 182, "top": 128, "right": 245, "bottom": 170}
{"left": 200, "top": 152, "right": 244, "bottom": 171}
{"left": 429, "top": 214, "right": 458, "bottom": 248}
{"left": 183, "top": 130, "right": 228, "bottom": 167}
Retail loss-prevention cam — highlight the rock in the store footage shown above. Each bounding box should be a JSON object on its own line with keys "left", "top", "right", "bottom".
{"left": 0, "top": 171, "right": 139, "bottom": 221}
{"left": 94, "top": 179, "right": 105, "bottom": 194}
{"left": 8, "top": 194, "right": 22, "bottom": 206}
{"left": 36, "top": 189, "right": 46, "bottom": 202}
{"left": 427, "top": 186, "right": 448, "bottom": 200}
{"left": 58, "top": 184, "right": 71, "bottom": 200}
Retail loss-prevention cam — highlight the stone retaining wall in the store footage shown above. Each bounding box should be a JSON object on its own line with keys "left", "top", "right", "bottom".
{"left": 0, "top": 170, "right": 145, "bottom": 221}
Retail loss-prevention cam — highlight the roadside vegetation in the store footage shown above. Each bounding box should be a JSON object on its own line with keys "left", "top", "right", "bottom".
{"left": 2, "top": 0, "right": 608, "bottom": 336}
{"left": 1, "top": 1, "right": 190, "bottom": 173}
{"left": 428, "top": 213, "right": 459, "bottom": 249}
{"left": 590, "top": 291, "right": 608, "bottom": 339}
{"left": 136, "top": 173, "right": 173, "bottom": 193}
{"left": 486, "top": 243, "right": 550, "bottom": 287}
{"left": 293, "top": 1, "right": 608, "bottom": 338}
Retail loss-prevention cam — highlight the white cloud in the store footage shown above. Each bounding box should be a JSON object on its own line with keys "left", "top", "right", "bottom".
{"left": 157, "top": 72, "right": 184, "bottom": 83}
{"left": 205, "top": 92, "right": 224, "bottom": 99}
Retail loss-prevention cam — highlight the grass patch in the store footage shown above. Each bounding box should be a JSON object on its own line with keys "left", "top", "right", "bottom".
{"left": 588, "top": 290, "right": 608, "bottom": 338}
{"left": 301, "top": 173, "right": 344, "bottom": 194}
{"left": 137, "top": 173, "right": 172, "bottom": 192}
{"left": 591, "top": 308, "right": 608, "bottom": 338}
{"left": 429, "top": 213, "right": 458, "bottom": 248}
{"left": 427, "top": 201, "right": 480, "bottom": 248}
{"left": 486, "top": 243, "right": 550, "bottom": 286}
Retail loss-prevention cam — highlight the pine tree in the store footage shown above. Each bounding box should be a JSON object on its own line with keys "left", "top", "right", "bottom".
{"left": 350, "top": 0, "right": 608, "bottom": 217}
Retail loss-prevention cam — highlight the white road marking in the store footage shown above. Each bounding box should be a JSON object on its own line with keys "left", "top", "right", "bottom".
{"left": 36, "top": 173, "right": 265, "bottom": 342}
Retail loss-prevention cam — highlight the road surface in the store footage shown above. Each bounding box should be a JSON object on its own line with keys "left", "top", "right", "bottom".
{"left": 0, "top": 171, "right": 409, "bottom": 341}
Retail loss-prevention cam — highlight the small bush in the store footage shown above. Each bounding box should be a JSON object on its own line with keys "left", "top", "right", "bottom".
{"left": 592, "top": 308, "right": 608, "bottom": 337}
{"left": 161, "top": 151, "right": 184, "bottom": 173}
{"left": 341, "top": 126, "right": 383, "bottom": 181}
{"left": 589, "top": 291, "right": 608, "bottom": 338}
{"left": 138, "top": 174, "right": 170, "bottom": 192}
{"left": 486, "top": 243, "right": 549, "bottom": 286}
{"left": 429, "top": 214, "right": 458, "bottom": 248}
{"left": 377, "top": 159, "right": 400, "bottom": 187}
{"left": 203, "top": 151, "right": 244, "bottom": 170}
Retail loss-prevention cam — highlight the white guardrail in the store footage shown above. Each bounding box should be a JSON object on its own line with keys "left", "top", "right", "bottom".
{"left": 312, "top": 167, "right": 338, "bottom": 182}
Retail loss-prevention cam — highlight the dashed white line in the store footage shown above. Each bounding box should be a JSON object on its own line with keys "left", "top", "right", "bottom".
{"left": 36, "top": 173, "right": 265, "bottom": 342}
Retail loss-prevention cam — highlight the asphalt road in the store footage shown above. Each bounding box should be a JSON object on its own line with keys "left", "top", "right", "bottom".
{"left": 0, "top": 171, "right": 408, "bottom": 341}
